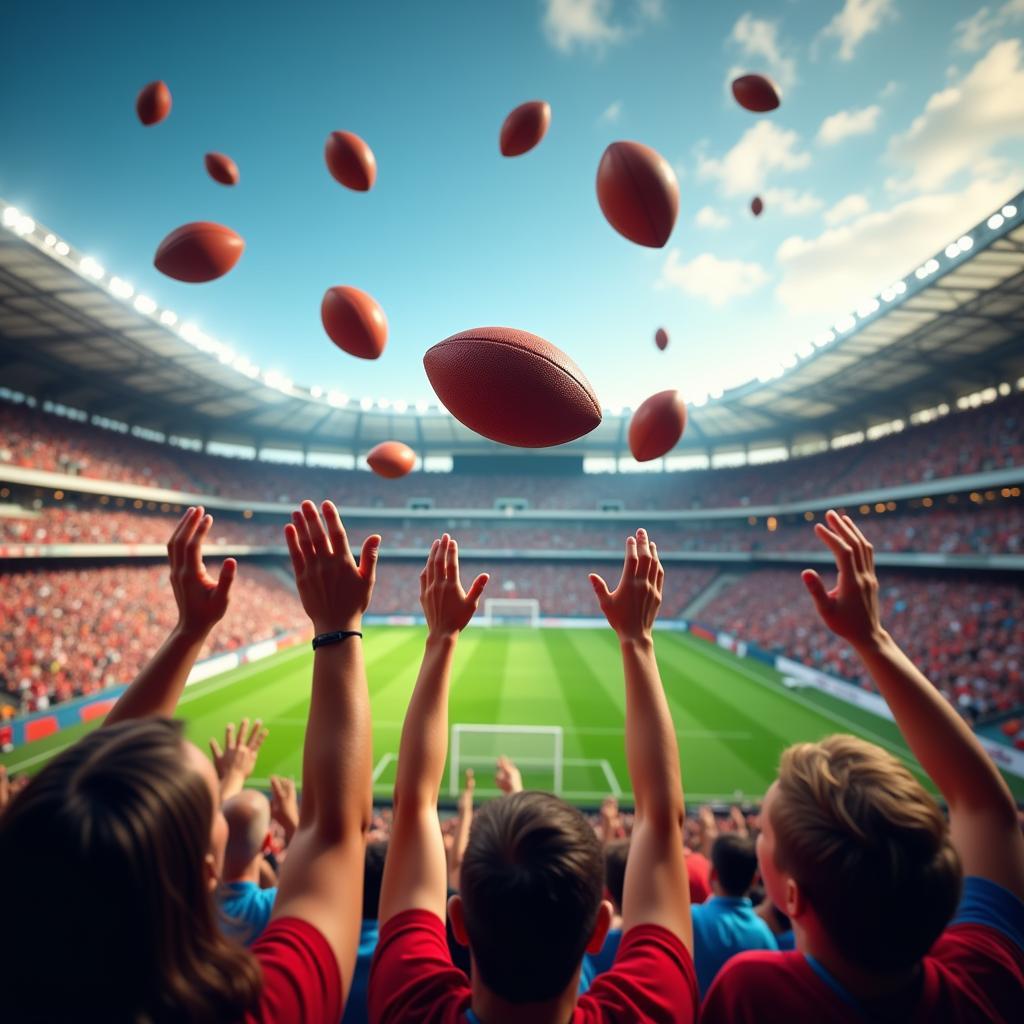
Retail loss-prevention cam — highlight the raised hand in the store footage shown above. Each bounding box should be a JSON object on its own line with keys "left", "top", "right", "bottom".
{"left": 168, "top": 506, "right": 237, "bottom": 638}
{"left": 284, "top": 499, "right": 380, "bottom": 633}
{"left": 269, "top": 775, "right": 300, "bottom": 844}
{"left": 418, "top": 534, "right": 489, "bottom": 638}
{"left": 458, "top": 768, "right": 475, "bottom": 815}
{"left": 589, "top": 528, "right": 664, "bottom": 641}
{"left": 801, "top": 510, "right": 884, "bottom": 650}
{"left": 210, "top": 717, "right": 269, "bottom": 800}
{"left": 495, "top": 755, "right": 523, "bottom": 795}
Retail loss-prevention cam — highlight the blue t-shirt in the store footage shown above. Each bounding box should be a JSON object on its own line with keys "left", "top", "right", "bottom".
{"left": 342, "top": 919, "right": 380, "bottom": 1024}
{"left": 217, "top": 881, "right": 277, "bottom": 947}
{"left": 692, "top": 895, "right": 778, "bottom": 994}
{"left": 586, "top": 927, "right": 623, "bottom": 977}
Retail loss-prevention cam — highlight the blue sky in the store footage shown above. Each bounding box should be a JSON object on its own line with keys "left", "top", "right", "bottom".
{"left": 2, "top": 0, "right": 1022, "bottom": 411}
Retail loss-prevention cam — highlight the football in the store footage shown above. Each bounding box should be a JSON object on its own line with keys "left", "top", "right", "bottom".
{"left": 321, "top": 286, "right": 388, "bottom": 360}
{"left": 499, "top": 100, "right": 551, "bottom": 157}
{"left": 325, "top": 131, "right": 377, "bottom": 191}
{"left": 366, "top": 441, "right": 417, "bottom": 479}
{"left": 153, "top": 222, "right": 244, "bottom": 283}
{"left": 628, "top": 390, "right": 687, "bottom": 462}
{"left": 731, "top": 74, "right": 781, "bottom": 113}
{"left": 205, "top": 152, "right": 239, "bottom": 186}
{"left": 423, "top": 326, "right": 602, "bottom": 448}
{"left": 596, "top": 141, "right": 679, "bottom": 248}
{"left": 136, "top": 81, "right": 171, "bottom": 126}
{"left": 751, "top": 196, "right": 764, "bottom": 217}
{"left": 655, "top": 327, "right": 669, "bottom": 351}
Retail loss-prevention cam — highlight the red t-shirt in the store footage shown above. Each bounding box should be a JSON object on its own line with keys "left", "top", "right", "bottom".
{"left": 369, "top": 909, "right": 698, "bottom": 1023}
{"left": 702, "top": 925, "right": 1024, "bottom": 1023}
{"left": 246, "top": 917, "right": 343, "bottom": 1023}
{"left": 685, "top": 850, "right": 711, "bottom": 905}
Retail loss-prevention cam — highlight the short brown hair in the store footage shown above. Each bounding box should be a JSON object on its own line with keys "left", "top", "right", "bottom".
{"left": 771, "top": 734, "right": 961, "bottom": 971}
{"left": 0, "top": 718, "right": 263, "bottom": 1022}
{"left": 459, "top": 791, "right": 604, "bottom": 1002}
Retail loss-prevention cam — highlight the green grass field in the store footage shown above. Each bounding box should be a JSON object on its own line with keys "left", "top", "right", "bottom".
{"left": 6, "top": 627, "right": 1023, "bottom": 804}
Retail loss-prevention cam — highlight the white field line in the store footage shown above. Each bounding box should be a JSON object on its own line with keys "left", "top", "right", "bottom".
{"left": 371, "top": 752, "right": 396, "bottom": 783}
{"left": 599, "top": 759, "right": 623, "bottom": 797}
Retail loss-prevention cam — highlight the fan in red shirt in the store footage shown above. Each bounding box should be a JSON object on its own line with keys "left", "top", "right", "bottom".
{"left": 370, "top": 531, "right": 698, "bottom": 1023}
{"left": 702, "top": 511, "right": 1024, "bottom": 1023}
{"left": 0, "top": 502, "right": 379, "bottom": 1023}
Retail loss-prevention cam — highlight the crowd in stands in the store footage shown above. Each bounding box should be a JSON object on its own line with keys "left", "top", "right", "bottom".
{"left": 3, "top": 391, "right": 1022, "bottom": 510}
{"left": 698, "top": 570, "right": 1024, "bottom": 719}
{"left": 1, "top": 564, "right": 307, "bottom": 714}
{"left": 3, "top": 501, "right": 1023, "bottom": 556}
{"left": 2, "top": 504, "right": 1021, "bottom": 1023}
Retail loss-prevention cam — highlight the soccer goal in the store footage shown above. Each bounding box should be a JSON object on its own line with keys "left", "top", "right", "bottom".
{"left": 450, "top": 723, "right": 563, "bottom": 796}
{"left": 482, "top": 597, "right": 540, "bottom": 627}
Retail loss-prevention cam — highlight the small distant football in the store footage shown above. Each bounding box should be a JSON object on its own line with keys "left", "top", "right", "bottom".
{"left": 629, "top": 390, "right": 687, "bottom": 462}
{"left": 367, "top": 441, "right": 417, "bottom": 479}
{"left": 655, "top": 327, "right": 669, "bottom": 351}
{"left": 325, "top": 131, "right": 377, "bottom": 191}
{"left": 205, "top": 152, "right": 239, "bottom": 186}
{"left": 154, "top": 222, "right": 244, "bottom": 283}
{"left": 424, "top": 327, "right": 602, "bottom": 448}
{"left": 136, "top": 81, "right": 172, "bottom": 126}
{"left": 500, "top": 101, "right": 551, "bottom": 157}
{"left": 596, "top": 141, "right": 679, "bottom": 248}
{"left": 731, "top": 74, "right": 781, "bottom": 113}
{"left": 751, "top": 196, "right": 764, "bottom": 217}
{"left": 321, "top": 286, "right": 388, "bottom": 360}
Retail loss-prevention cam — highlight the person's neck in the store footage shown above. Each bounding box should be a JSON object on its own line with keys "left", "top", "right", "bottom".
{"left": 799, "top": 926, "right": 919, "bottom": 1000}
{"left": 222, "top": 857, "right": 262, "bottom": 886}
{"left": 471, "top": 970, "right": 578, "bottom": 1024}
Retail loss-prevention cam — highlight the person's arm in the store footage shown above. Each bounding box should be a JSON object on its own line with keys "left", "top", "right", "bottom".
{"left": 599, "top": 796, "right": 622, "bottom": 845}
{"left": 379, "top": 535, "right": 488, "bottom": 924}
{"left": 106, "top": 507, "right": 236, "bottom": 724}
{"left": 271, "top": 500, "right": 378, "bottom": 990}
{"left": 803, "top": 510, "right": 1024, "bottom": 899}
{"left": 209, "top": 718, "right": 269, "bottom": 802}
{"left": 590, "top": 530, "right": 691, "bottom": 948}
{"left": 270, "top": 775, "right": 300, "bottom": 848}
{"left": 495, "top": 755, "right": 524, "bottom": 795}
{"left": 448, "top": 768, "right": 475, "bottom": 891}
{"left": 697, "top": 806, "right": 718, "bottom": 858}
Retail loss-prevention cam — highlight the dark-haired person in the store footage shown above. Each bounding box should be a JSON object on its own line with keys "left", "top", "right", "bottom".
{"left": 342, "top": 840, "right": 389, "bottom": 1024}
{"left": 370, "top": 530, "right": 697, "bottom": 1022}
{"left": 702, "top": 511, "right": 1024, "bottom": 1022}
{"left": 0, "top": 501, "right": 378, "bottom": 1023}
{"left": 691, "top": 834, "right": 777, "bottom": 994}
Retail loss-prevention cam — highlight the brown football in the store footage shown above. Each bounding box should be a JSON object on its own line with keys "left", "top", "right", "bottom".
{"left": 325, "top": 131, "right": 377, "bottom": 191}
{"left": 629, "top": 390, "right": 687, "bottom": 462}
{"left": 731, "top": 74, "right": 781, "bottom": 113}
{"left": 596, "top": 141, "right": 679, "bottom": 248}
{"left": 367, "top": 441, "right": 417, "bottom": 479}
{"left": 136, "top": 81, "right": 171, "bottom": 126}
{"left": 154, "top": 222, "right": 244, "bottom": 283}
{"left": 500, "top": 101, "right": 551, "bottom": 157}
{"left": 205, "top": 152, "right": 239, "bottom": 186}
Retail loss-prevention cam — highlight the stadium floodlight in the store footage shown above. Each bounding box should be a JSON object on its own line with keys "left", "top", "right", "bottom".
{"left": 796, "top": 343, "right": 814, "bottom": 359}
{"left": 43, "top": 233, "right": 56, "bottom": 247}
{"left": 834, "top": 314, "right": 856, "bottom": 334}
{"left": 159, "top": 309, "right": 178, "bottom": 326}
{"left": 133, "top": 294, "right": 157, "bottom": 315}
{"left": 15, "top": 215, "right": 35, "bottom": 236}
{"left": 80, "top": 256, "right": 104, "bottom": 280}
{"left": 944, "top": 243, "right": 959, "bottom": 259}
{"left": 2, "top": 206, "right": 19, "bottom": 227}
{"left": 180, "top": 322, "right": 202, "bottom": 344}
{"left": 988, "top": 213, "right": 1005, "bottom": 230}
{"left": 856, "top": 298, "right": 880, "bottom": 317}
{"left": 414, "top": 398, "right": 430, "bottom": 413}
{"left": 376, "top": 398, "right": 391, "bottom": 410}
{"left": 310, "top": 385, "right": 323, "bottom": 398}
{"left": 359, "top": 396, "right": 374, "bottom": 411}
{"left": 108, "top": 276, "right": 133, "bottom": 299}
{"left": 393, "top": 399, "right": 408, "bottom": 413}
{"left": 893, "top": 280, "right": 907, "bottom": 295}
{"left": 926, "top": 258, "right": 939, "bottom": 273}
{"left": 1003, "top": 204, "right": 1018, "bottom": 218}
{"left": 814, "top": 330, "right": 835, "bottom": 347}
{"left": 957, "top": 235, "right": 973, "bottom": 253}
{"left": 328, "top": 390, "right": 349, "bottom": 407}
{"left": 55, "top": 241, "right": 70, "bottom": 256}
{"left": 217, "top": 347, "right": 235, "bottom": 364}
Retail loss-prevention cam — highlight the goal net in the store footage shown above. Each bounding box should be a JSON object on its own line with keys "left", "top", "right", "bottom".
{"left": 450, "top": 724, "right": 563, "bottom": 796}
{"left": 482, "top": 597, "right": 540, "bottom": 627}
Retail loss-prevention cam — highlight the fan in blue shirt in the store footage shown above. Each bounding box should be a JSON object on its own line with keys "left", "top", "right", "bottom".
{"left": 692, "top": 834, "right": 778, "bottom": 994}
{"left": 216, "top": 790, "right": 277, "bottom": 947}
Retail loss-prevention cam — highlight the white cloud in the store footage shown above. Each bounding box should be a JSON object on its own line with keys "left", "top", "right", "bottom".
{"left": 823, "top": 193, "right": 871, "bottom": 226}
{"left": 819, "top": 0, "right": 896, "bottom": 61}
{"left": 774, "top": 174, "right": 1022, "bottom": 315}
{"left": 658, "top": 251, "right": 769, "bottom": 306}
{"left": 887, "top": 39, "right": 1024, "bottom": 192}
{"left": 697, "top": 121, "right": 811, "bottom": 196}
{"left": 879, "top": 80, "right": 900, "bottom": 98}
{"left": 817, "top": 104, "right": 881, "bottom": 145}
{"left": 727, "top": 13, "right": 796, "bottom": 91}
{"left": 761, "top": 188, "right": 825, "bottom": 216}
{"left": 599, "top": 100, "right": 623, "bottom": 123}
{"left": 695, "top": 206, "right": 731, "bottom": 229}
{"left": 954, "top": 1, "right": 1024, "bottom": 53}
{"left": 542, "top": 0, "right": 662, "bottom": 53}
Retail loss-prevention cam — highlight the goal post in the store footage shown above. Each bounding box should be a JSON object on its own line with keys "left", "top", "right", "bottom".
{"left": 450, "top": 723, "right": 563, "bottom": 796}
{"left": 482, "top": 597, "right": 540, "bottom": 627}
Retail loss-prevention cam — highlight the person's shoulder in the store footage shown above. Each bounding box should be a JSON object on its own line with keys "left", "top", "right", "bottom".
{"left": 701, "top": 952, "right": 814, "bottom": 1024}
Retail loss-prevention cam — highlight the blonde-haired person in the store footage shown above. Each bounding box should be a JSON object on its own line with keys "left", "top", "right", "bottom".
{"left": 702, "top": 510, "right": 1024, "bottom": 1022}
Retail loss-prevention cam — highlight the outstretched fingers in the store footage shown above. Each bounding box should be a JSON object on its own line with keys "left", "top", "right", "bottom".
{"left": 301, "top": 500, "right": 331, "bottom": 556}
{"left": 321, "top": 500, "right": 353, "bottom": 563}
{"left": 589, "top": 572, "right": 612, "bottom": 606}
{"left": 814, "top": 520, "right": 854, "bottom": 576}
{"left": 291, "top": 510, "right": 316, "bottom": 561}
{"left": 284, "top": 523, "right": 305, "bottom": 575}
{"left": 359, "top": 534, "right": 381, "bottom": 585}
{"left": 466, "top": 573, "right": 489, "bottom": 606}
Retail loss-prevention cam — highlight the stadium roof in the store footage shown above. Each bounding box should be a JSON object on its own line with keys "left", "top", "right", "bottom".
{"left": 1, "top": 193, "right": 1022, "bottom": 460}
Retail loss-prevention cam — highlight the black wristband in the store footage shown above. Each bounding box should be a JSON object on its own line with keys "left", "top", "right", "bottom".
{"left": 312, "top": 629, "right": 363, "bottom": 650}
